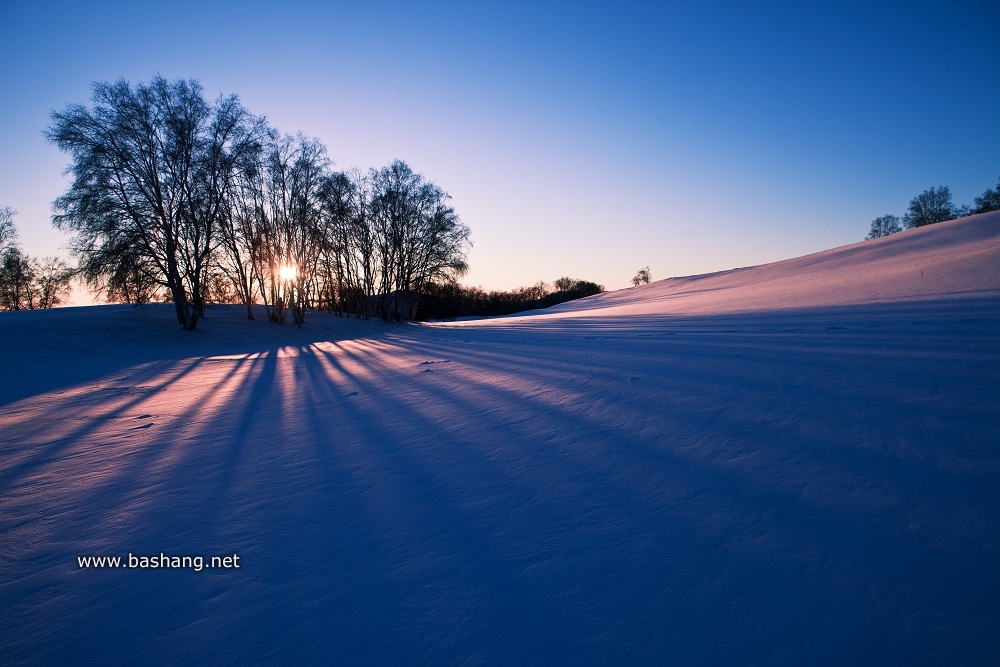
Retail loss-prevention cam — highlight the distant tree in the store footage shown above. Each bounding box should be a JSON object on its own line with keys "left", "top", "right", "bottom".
{"left": 203, "top": 268, "right": 240, "bottom": 305}
{"left": 99, "top": 248, "right": 162, "bottom": 304}
{"left": 973, "top": 177, "right": 1000, "bottom": 214}
{"left": 903, "top": 186, "right": 955, "bottom": 228}
{"left": 0, "top": 246, "right": 35, "bottom": 310}
{"left": 47, "top": 76, "right": 264, "bottom": 330}
{"left": 31, "top": 257, "right": 73, "bottom": 309}
{"left": 554, "top": 277, "right": 604, "bottom": 297}
{"left": 554, "top": 277, "right": 575, "bottom": 291}
{"left": 0, "top": 206, "right": 17, "bottom": 252}
{"left": 632, "top": 266, "right": 651, "bottom": 287}
{"left": 569, "top": 280, "right": 604, "bottom": 297}
{"left": 866, "top": 214, "right": 902, "bottom": 240}
{"left": 0, "top": 208, "right": 74, "bottom": 311}
{"left": 0, "top": 207, "right": 23, "bottom": 308}
{"left": 416, "top": 276, "right": 603, "bottom": 320}
{"left": 523, "top": 281, "right": 551, "bottom": 301}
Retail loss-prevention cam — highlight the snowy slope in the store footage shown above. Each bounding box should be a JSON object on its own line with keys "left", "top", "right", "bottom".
{"left": 464, "top": 210, "right": 1000, "bottom": 322}
{"left": 1, "top": 212, "right": 999, "bottom": 665}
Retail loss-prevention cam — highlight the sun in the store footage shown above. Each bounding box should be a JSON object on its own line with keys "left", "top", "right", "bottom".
{"left": 278, "top": 264, "right": 297, "bottom": 282}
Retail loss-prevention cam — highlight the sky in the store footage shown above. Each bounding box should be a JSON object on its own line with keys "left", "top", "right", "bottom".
{"left": 1, "top": 0, "right": 998, "bottom": 296}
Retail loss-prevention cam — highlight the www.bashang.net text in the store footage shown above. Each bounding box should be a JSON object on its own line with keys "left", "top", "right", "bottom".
{"left": 77, "top": 553, "right": 240, "bottom": 572}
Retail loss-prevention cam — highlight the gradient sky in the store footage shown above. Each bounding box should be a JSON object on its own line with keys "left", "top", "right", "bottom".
{"left": 1, "top": 0, "right": 998, "bottom": 296}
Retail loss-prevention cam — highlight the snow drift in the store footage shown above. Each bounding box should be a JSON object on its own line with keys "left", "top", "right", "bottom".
{"left": 1, "top": 211, "right": 998, "bottom": 665}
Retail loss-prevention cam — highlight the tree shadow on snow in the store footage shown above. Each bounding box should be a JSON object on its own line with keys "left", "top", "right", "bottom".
{"left": 1, "top": 295, "right": 999, "bottom": 664}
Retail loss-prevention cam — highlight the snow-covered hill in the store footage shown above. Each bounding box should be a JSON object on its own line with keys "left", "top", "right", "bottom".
{"left": 467, "top": 209, "right": 1000, "bottom": 322}
{"left": 2, "top": 212, "right": 998, "bottom": 664}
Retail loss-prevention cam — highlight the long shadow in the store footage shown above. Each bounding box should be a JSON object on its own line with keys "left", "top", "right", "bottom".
{"left": 308, "top": 334, "right": 998, "bottom": 664}
{"left": 0, "top": 358, "right": 210, "bottom": 496}
{"left": 0, "top": 303, "right": 390, "bottom": 407}
{"left": 304, "top": 342, "right": 582, "bottom": 663}
{"left": 1, "top": 293, "right": 999, "bottom": 664}
{"left": 348, "top": 310, "right": 1000, "bottom": 661}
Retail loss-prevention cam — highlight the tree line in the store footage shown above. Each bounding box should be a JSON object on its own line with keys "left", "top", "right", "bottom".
{"left": 0, "top": 207, "right": 73, "bottom": 311}
{"left": 865, "top": 179, "right": 1000, "bottom": 240}
{"left": 417, "top": 277, "right": 604, "bottom": 320}
{"left": 45, "top": 77, "right": 471, "bottom": 330}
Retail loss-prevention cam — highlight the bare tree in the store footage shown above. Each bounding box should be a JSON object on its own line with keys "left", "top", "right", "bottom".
{"left": 219, "top": 130, "right": 274, "bottom": 319}
{"left": 0, "top": 247, "right": 35, "bottom": 310}
{"left": 224, "top": 154, "right": 470, "bottom": 324}
{"left": 0, "top": 208, "right": 73, "bottom": 310}
{"left": 232, "top": 133, "right": 330, "bottom": 326}
{"left": 404, "top": 182, "right": 471, "bottom": 316}
{"left": 632, "top": 266, "right": 651, "bottom": 286}
{"left": 45, "top": 79, "right": 471, "bottom": 326}
{"left": 903, "top": 186, "right": 955, "bottom": 228}
{"left": 315, "top": 171, "right": 355, "bottom": 314}
{"left": 317, "top": 169, "right": 375, "bottom": 317}
{"left": 866, "top": 214, "right": 902, "bottom": 239}
{"left": 279, "top": 136, "right": 329, "bottom": 327}
{"left": 0, "top": 207, "right": 26, "bottom": 309}
{"left": 973, "top": 177, "right": 1000, "bottom": 214}
{"left": 47, "top": 77, "right": 263, "bottom": 330}
{"left": 366, "top": 161, "right": 470, "bottom": 320}
{"left": 32, "top": 257, "right": 73, "bottom": 308}
{"left": 0, "top": 207, "right": 17, "bottom": 253}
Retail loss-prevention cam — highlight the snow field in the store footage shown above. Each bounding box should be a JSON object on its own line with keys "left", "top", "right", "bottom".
{"left": 1, "top": 211, "right": 999, "bottom": 664}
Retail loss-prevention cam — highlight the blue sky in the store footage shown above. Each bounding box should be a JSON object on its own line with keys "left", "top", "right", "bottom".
{"left": 1, "top": 0, "right": 997, "bottom": 291}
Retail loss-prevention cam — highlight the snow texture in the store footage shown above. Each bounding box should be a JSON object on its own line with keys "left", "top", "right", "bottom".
{"left": 2, "top": 212, "right": 999, "bottom": 664}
